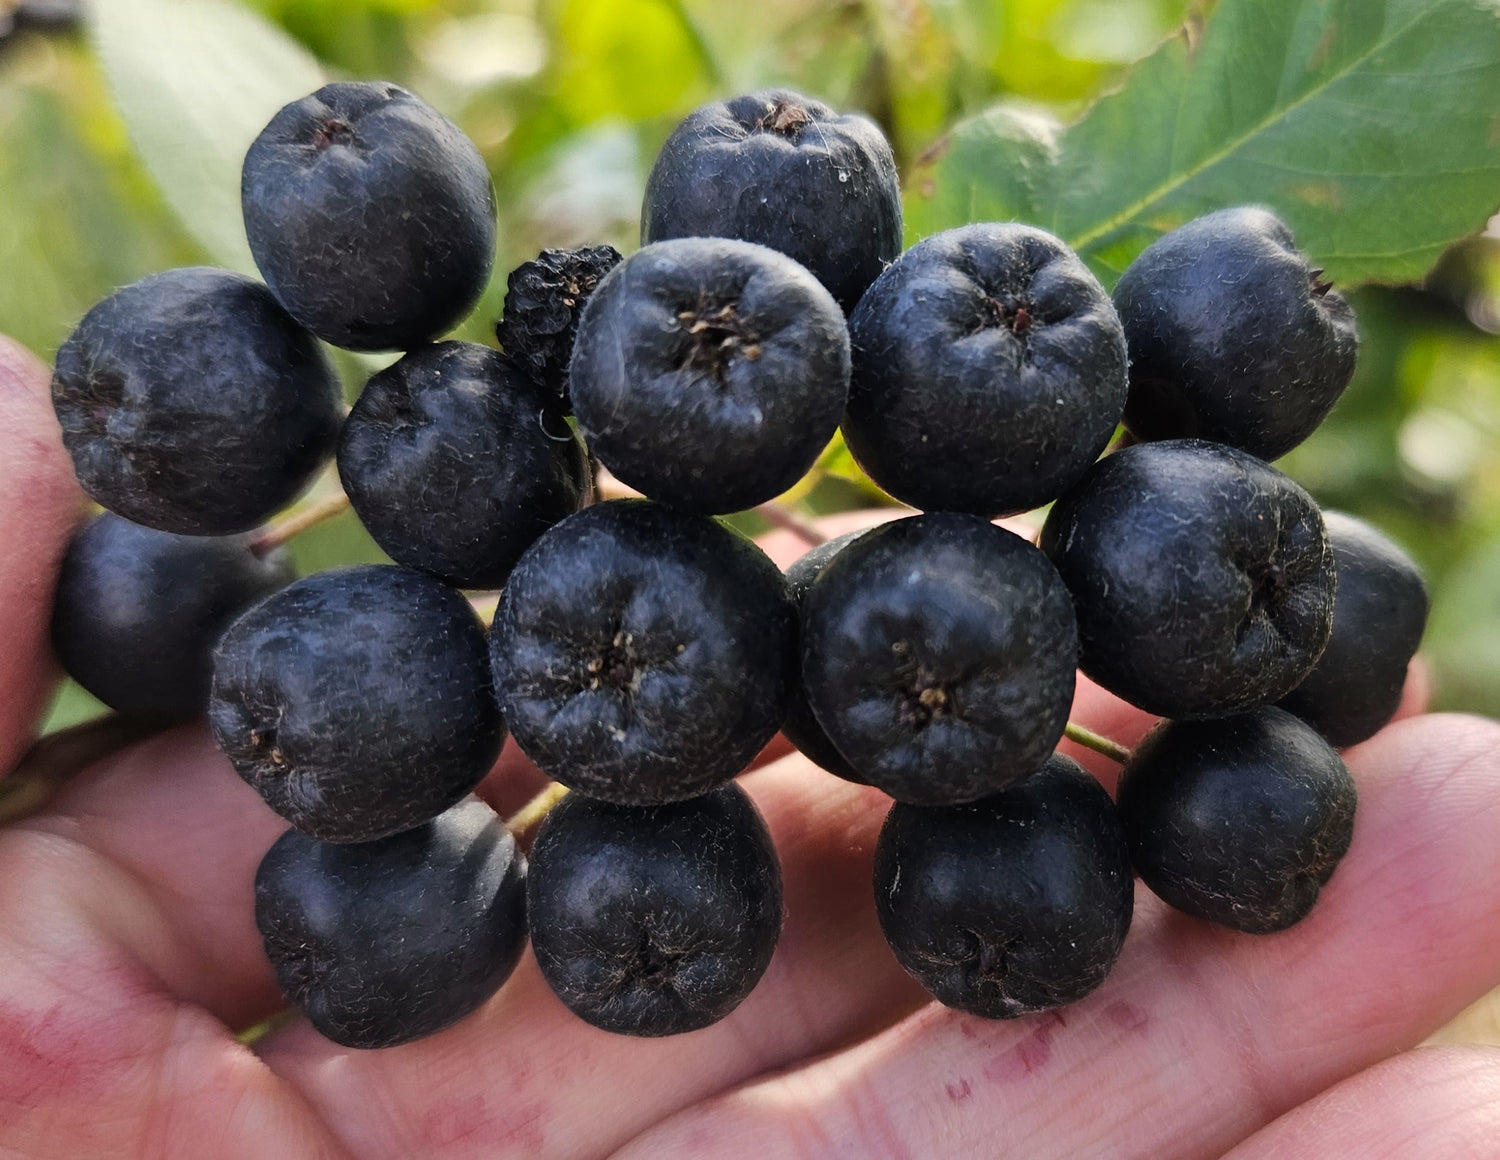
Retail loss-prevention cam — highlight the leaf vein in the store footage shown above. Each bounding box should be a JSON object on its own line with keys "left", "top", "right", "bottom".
{"left": 1066, "top": 1, "right": 1467, "bottom": 251}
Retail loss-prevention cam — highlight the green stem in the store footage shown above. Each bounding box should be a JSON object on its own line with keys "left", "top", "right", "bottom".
{"left": 1, "top": 714, "right": 172, "bottom": 823}
{"left": 1064, "top": 721, "right": 1132, "bottom": 765}
{"left": 251, "top": 491, "right": 351, "bottom": 556}
{"left": 756, "top": 501, "right": 827, "bottom": 547}
{"left": 505, "top": 782, "right": 569, "bottom": 839}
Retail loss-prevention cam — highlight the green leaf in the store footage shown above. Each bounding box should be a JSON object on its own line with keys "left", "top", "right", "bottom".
{"left": 908, "top": 0, "right": 1500, "bottom": 286}
{"left": 89, "top": 0, "right": 325, "bottom": 272}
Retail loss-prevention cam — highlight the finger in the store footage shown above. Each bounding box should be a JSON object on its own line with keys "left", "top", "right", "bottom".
{"left": 17, "top": 725, "right": 291, "bottom": 1026}
{"left": 1224, "top": 1045, "right": 1500, "bottom": 1160}
{"left": 0, "top": 750, "right": 354, "bottom": 1157}
{"left": 256, "top": 752, "right": 927, "bottom": 1160}
{"left": 1391, "top": 653, "right": 1431, "bottom": 724}
{"left": 0, "top": 336, "right": 84, "bottom": 775}
{"left": 21, "top": 722, "right": 561, "bottom": 1028}
{"left": 614, "top": 713, "right": 1500, "bottom": 1160}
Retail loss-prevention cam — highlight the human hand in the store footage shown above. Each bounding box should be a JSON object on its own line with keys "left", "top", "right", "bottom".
{"left": 2, "top": 334, "right": 1498, "bottom": 1160}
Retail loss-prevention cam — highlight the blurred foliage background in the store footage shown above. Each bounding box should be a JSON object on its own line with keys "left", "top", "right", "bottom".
{"left": 1, "top": 0, "right": 1497, "bottom": 731}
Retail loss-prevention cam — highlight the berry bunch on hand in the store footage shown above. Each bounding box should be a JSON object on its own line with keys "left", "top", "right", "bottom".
{"left": 2, "top": 74, "right": 1492, "bottom": 1160}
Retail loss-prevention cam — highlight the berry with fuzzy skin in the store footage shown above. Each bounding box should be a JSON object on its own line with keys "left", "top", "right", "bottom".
{"left": 527, "top": 783, "right": 782, "bottom": 1037}
{"left": 1278, "top": 511, "right": 1428, "bottom": 747}
{"left": 210, "top": 565, "right": 503, "bottom": 843}
{"left": 844, "top": 223, "right": 1128, "bottom": 517}
{"left": 1114, "top": 206, "right": 1358, "bottom": 461}
{"left": 570, "top": 237, "right": 850, "bottom": 515}
{"left": 51, "top": 267, "right": 341, "bottom": 535}
{"left": 800, "top": 513, "right": 1077, "bottom": 805}
{"left": 1040, "top": 439, "right": 1336, "bottom": 720}
{"left": 491, "top": 500, "right": 796, "bottom": 805}
{"left": 642, "top": 89, "right": 901, "bottom": 313}
{"left": 242, "top": 82, "right": 495, "bottom": 352}
{"left": 338, "top": 341, "right": 590, "bottom": 590}
{"left": 255, "top": 797, "right": 528, "bottom": 1049}
{"left": 51, "top": 512, "right": 294, "bottom": 720}
{"left": 875, "top": 754, "right": 1133, "bottom": 1018}
{"left": 1117, "top": 708, "right": 1356, "bottom": 934}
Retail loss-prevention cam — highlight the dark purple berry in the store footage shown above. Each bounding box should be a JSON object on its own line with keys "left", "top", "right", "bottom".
{"left": 51, "top": 267, "right": 341, "bottom": 536}
{"left": 642, "top": 89, "right": 901, "bottom": 314}
{"left": 875, "top": 754, "right": 1133, "bottom": 1018}
{"left": 255, "top": 797, "right": 527, "bottom": 1049}
{"left": 527, "top": 783, "right": 782, "bottom": 1037}
{"left": 338, "top": 341, "right": 590, "bottom": 590}
{"left": 210, "top": 565, "right": 503, "bottom": 843}
{"left": 1117, "top": 707, "right": 1356, "bottom": 934}
{"left": 51, "top": 512, "right": 294, "bottom": 720}
{"left": 242, "top": 82, "right": 496, "bottom": 352}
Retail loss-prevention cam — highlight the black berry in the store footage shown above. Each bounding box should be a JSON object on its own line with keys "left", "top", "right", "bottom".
{"left": 642, "top": 89, "right": 901, "bottom": 313}
{"left": 527, "top": 784, "right": 782, "bottom": 1037}
{"left": 496, "top": 244, "right": 622, "bottom": 410}
{"left": 1278, "top": 511, "right": 1429, "bottom": 746}
{"left": 1040, "top": 439, "right": 1336, "bottom": 719}
{"left": 242, "top": 82, "right": 496, "bottom": 352}
{"left": 490, "top": 500, "right": 796, "bottom": 804}
{"left": 337, "top": 341, "right": 590, "bottom": 590}
{"left": 570, "top": 237, "right": 850, "bottom": 514}
{"left": 1114, "top": 206, "right": 1358, "bottom": 461}
{"left": 844, "top": 223, "right": 1128, "bottom": 517}
{"left": 209, "top": 565, "right": 504, "bottom": 843}
{"left": 255, "top": 797, "right": 527, "bottom": 1049}
{"left": 875, "top": 754, "right": 1133, "bottom": 1018}
{"left": 51, "top": 512, "right": 294, "bottom": 721}
{"left": 1117, "top": 708, "right": 1357, "bottom": 934}
{"left": 51, "top": 267, "right": 341, "bottom": 535}
{"left": 800, "top": 513, "right": 1077, "bottom": 805}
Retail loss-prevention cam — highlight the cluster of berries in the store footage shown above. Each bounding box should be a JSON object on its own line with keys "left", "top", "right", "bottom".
{"left": 45, "top": 80, "right": 1427, "bottom": 1048}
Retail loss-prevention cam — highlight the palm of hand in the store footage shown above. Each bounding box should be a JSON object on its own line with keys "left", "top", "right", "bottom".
{"left": 1, "top": 337, "right": 1498, "bottom": 1160}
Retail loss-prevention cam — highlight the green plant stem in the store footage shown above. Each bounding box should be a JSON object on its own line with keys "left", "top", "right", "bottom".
{"left": 1063, "top": 721, "right": 1132, "bottom": 765}
{"left": 505, "top": 781, "right": 569, "bottom": 839}
{"left": 251, "top": 490, "right": 351, "bottom": 556}
{"left": 1, "top": 714, "right": 173, "bottom": 823}
{"left": 236, "top": 1006, "right": 299, "bottom": 1048}
{"left": 756, "top": 501, "right": 828, "bottom": 547}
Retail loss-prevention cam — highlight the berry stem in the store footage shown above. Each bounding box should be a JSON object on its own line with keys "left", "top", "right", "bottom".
{"left": 235, "top": 1007, "right": 299, "bottom": 1047}
{"left": 755, "top": 501, "right": 827, "bottom": 547}
{"left": 505, "top": 781, "right": 569, "bottom": 838}
{"left": 0, "top": 714, "right": 171, "bottom": 824}
{"left": 1064, "top": 722, "right": 1133, "bottom": 765}
{"left": 250, "top": 491, "right": 352, "bottom": 556}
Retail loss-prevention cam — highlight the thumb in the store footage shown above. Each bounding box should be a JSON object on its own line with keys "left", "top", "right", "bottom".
{"left": 0, "top": 335, "right": 85, "bottom": 775}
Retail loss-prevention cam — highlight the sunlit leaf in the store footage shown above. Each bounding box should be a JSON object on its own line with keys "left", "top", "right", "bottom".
{"left": 909, "top": 0, "right": 1500, "bottom": 286}
{"left": 90, "top": 0, "right": 324, "bottom": 271}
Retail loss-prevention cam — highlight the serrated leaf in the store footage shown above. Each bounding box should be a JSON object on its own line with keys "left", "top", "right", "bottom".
{"left": 908, "top": 0, "right": 1500, "bottom": 286}
{"left": 89, "top": 0, "right": 324, "bottom": 272}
